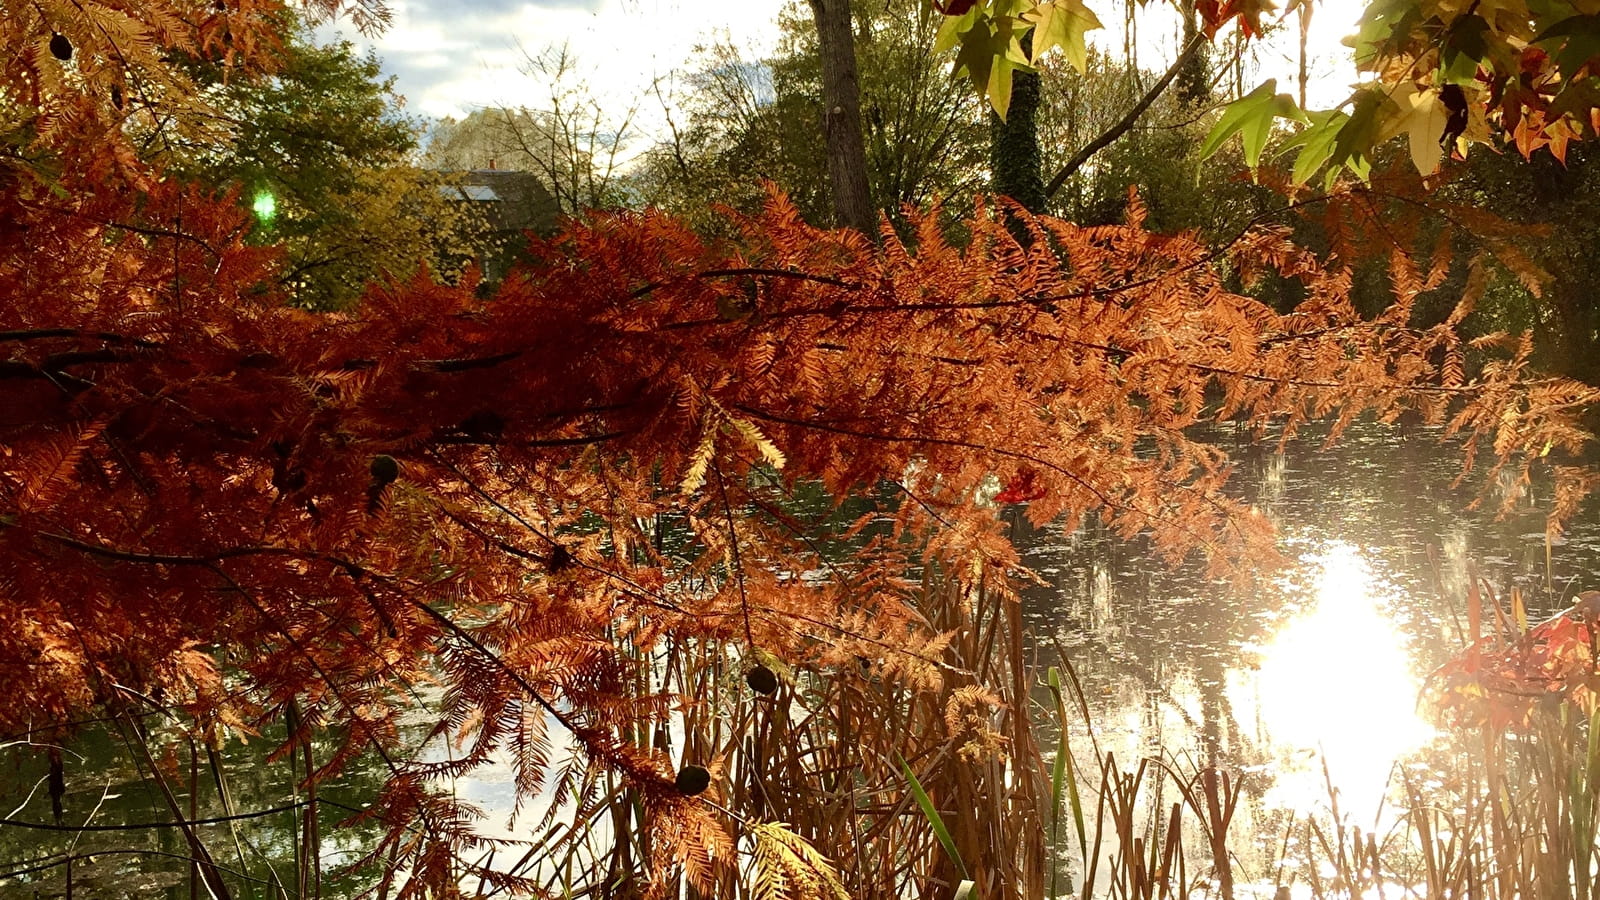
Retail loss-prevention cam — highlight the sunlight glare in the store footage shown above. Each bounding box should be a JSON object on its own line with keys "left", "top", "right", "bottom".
{"left": 1246, "top": 544, "right": 1433, "bottom": 822}
{"left": 252, "top": 189, "right": 277, "bottom": 223}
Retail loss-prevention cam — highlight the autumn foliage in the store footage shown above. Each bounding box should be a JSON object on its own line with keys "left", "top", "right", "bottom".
{"left": 5, "top": 0, "right": 1600, "bottom": 896}
{"left": 1430, "top": 586, "right": 1600, "bottom": 731}
{"left": 5, "top": 166, "right": 1597, "bottom": 889}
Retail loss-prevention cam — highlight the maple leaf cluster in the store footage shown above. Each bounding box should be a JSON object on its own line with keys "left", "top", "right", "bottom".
{"left": 942, "top": 1, "right": 1600, "bottom": 184}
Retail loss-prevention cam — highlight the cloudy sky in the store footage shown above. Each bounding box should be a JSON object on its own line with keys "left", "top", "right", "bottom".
{"left": 317, "top": 0, "right": 789, "bottom": 122}
{"left": 319, "top": 0, "right": 1365, "bottom": 128}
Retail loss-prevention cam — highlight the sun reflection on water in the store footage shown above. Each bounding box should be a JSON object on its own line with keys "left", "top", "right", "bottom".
{"left": 1234, "top": 543, "right": 1434, "bottom": 823}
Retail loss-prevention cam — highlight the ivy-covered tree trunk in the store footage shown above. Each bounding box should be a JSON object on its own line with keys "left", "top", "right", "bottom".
{"left": 990, "top": 37, "right": 1046, "bottom": 215}
{"left": 808, "top": 0, "right": 876, "bottom": 233}
{"left": 1177, "top": 0, "right": 1212, "bottom": 107}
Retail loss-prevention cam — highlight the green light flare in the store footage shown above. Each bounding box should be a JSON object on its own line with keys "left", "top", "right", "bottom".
{"left": 252, "top": 190, "right": 277, "bottom": 222}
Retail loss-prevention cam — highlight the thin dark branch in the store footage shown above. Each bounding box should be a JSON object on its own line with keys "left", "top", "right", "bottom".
{"left": 1045, "top": 33, "right": 1206, "bottom": 202}
{"left": 426, "top": 350, "right": 524, "bottom": 373}
{"left": 630, "top": 267, "right": 860, "bottom": 300}
{"left": 97, "top": 219, "right": 223, "bottom": 257}
{"left": 816, "top": 341, "right": 981, "bottom": 367}
{"left": 0, "top": 799, "right": 316, "bottom": 832}
{"left": 0, "top": 848, "right": 275, "bottom": 885}
{"left": 25, "top": 531, "right": 365, "bottom": 577}
{"left": 711, "top": 462, "right": 756, "bottom": 647}
{"left": 434, "top": 429, "right": 635, "bottom": 448}
{"left": 0, "top": 329, "right": 160, "bottom": 348}
{"left": 697, "top": 268, "right": 858, "bottom": 288}
{"left": 1053, "top": 335, "right": 1484, "bottom": 394}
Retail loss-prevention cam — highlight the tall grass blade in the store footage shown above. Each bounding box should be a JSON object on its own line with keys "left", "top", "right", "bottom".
{"left": 205, "top": 744, "right": 257, "bottom": 900}
{"left": 1576, "top": 704, "right": 1600, "bottom": 900}
{"left": 1048, "top": 667, "right": 1088, "bottom": 863}
{"left": 898, "top": 754, "right": 968, "bottom": 882}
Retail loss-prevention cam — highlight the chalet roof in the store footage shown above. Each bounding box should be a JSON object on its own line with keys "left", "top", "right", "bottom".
{"left": 442, "top": 169, "right": 559, "bottom": 235}
{"left": 456, "top": 184, "right": 498, "bottom": 202}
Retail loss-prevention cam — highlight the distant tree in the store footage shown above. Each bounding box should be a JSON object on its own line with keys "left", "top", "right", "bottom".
{"left": 425, "top": 46, "right": 640, "bottom": 216}
{"left": 1428, "top": 144, "right": 1600, "bottom": 385}
{"left": 990, "top": 32, "right": 1047, "bottom": 213}
{"left": 854, "top": 0, "right": 990, "bottom": 213}
{"left": 631, "top": 37, "right": 833, "bottom": 229}
{"left": 636, "top": 0, "right": 987, "bottom": 228}
{"left": 1174, "top": 0, "right": 1211, "bottom": 107}
{"left": 1037, "top": 47, "right": 1265, "bottom": 235}
{"left": 807, "top": 0, "right": 876, "bottom": 231}
{"left": 155, "top": 26, "right": 486, "bottom": 310}
{"left": 424, "top": 109, "right": 545, "bottom": 172}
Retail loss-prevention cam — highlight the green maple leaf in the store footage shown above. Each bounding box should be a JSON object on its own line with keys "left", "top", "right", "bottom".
{"left": 952, "top": 23, "right": 999, "bottom": 104}
{"left": 1329, "top": 88, "right": 1383, "bottom": 180}
{"left": 933, "top": 4, "right": 980, "bottom": 55}
{"left": 1200, "top": 79, "right": 1306, "bottom": 168}
{"left": 1440, "top": 15, "right": 1490, "bottom": 86}
{"left": 950, "top": 14, "right": 1032, "bottom": 118}
{"left": 1346, "top": 0, "right": 1418, "bottom": 70}
{"left": 989, "top": 54, "right": 1030, "bottom": 117}
{"left": 1026, "top": 0, "right": 1103, "bottom": 74}
{"left": 1535, "top": 14, "right": 1600, "bottom": 81}
{"left": 1277, "top": 108, "right": 1350, "bottom": 187}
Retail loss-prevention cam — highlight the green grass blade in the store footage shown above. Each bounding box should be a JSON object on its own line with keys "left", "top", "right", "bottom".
{"left": 1049, "top": 667, "right": 1088, "bottom": 860}
{"left": 898, "top": 754, "right": 968, "bottom": 882}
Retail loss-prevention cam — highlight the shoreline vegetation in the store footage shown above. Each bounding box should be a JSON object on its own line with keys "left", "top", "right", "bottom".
{"left": 3, "top": 539, "right": 1596, "bottom": 900}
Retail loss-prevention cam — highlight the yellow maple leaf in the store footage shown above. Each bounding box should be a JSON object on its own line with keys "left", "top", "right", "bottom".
{"left": 1026, "top": 0, "right": 1103, "bottom": 74}
{"left": 1379, "top": 83, "right": 1449, "bottom": 174}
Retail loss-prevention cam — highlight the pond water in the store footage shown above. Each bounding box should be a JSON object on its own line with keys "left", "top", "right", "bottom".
{"left": 2, "top": 422, "right": 1595, "bottom": 897}
{"left": 1017, "top": 422, "right": 1600, "bottom": 894}
{"left": 0, "top": 716, "right": 394, "bottom": 898}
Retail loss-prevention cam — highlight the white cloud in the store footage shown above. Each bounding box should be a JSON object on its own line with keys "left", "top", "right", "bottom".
{"left": 319, "top": 0, "right": 790, "bottom": 121}
{"left": 317, "top": 0, "right": 1361, "bottom": 148}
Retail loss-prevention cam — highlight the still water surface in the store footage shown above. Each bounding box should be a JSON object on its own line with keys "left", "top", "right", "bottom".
{"left": 2, "top": 423, "right": 1595, "bottom": 896}
{"left": 1020, "top": 423, "right": 1600, "bottom": 893}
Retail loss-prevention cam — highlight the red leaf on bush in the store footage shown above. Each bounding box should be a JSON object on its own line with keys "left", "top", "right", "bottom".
{"left": 995, "top": 468, "right": 1047, "bottom": 504}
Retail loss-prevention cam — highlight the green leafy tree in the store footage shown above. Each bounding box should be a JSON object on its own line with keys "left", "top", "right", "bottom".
{"left": 1430, "top": 143, "right": 1600, "bottom": 385}
{"left": 633, "top": 37, "right": 833, "bottom": 229}
{"left": 637, "top": 0, "right": 989, "bottom": 229}
{"left": 1034, "top": 47, "right": 1266, "bottom": 238}
{"left": 155, "top": 26, "right": 486, "bottom": 310}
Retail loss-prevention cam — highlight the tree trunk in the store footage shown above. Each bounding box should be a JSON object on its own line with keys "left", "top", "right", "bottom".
{"left": 1177, "top": 0, "right": 1212, "bottom": 107}
{"left": 991, "top": 37, "right": 1046, "bottom": 217}
{"left": 808, "top": 0, "right": 876, "bottom": 234}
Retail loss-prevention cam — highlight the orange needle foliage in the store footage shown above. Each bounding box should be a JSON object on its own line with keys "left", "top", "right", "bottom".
{"left": 3, "top": 0, "right": 1600, "bottom": 894}
{"left": 4, "top": 165, "right": 1597, "bottom": 889}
